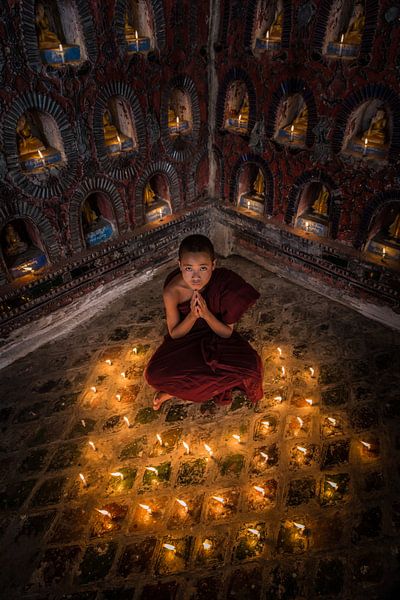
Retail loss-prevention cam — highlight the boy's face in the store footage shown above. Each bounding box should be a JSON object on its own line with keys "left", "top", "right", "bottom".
{"left": 179, "top": 251, "right": 216, "bottom": 291}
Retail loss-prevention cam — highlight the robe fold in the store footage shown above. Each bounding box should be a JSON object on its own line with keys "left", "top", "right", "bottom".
{"left": 144, "top": 267, "right": 263, "bottom": 404}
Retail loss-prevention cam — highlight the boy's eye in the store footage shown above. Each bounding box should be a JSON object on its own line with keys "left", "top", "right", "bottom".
{"left": 185, "top": 267, "right": 192, "bottom": 271}
{"left": 200, "top": 266, "right": 208, "bottom": 271}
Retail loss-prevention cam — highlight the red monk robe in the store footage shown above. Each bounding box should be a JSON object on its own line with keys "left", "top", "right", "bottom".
{"left": 145, "top": 267, "right": 263, "bottom": 404}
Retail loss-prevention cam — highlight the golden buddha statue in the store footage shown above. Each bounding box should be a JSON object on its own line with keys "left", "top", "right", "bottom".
{"left": 388, "top": 214, "right": 400, "bottom": 240}
{"left": 17, "top": 116, "right": 46, "bottom": 158}
{"left": 35, "top": 2, "right": 62, "bottom": 50}
{"left": 168, "top": 105, "right": 179, "bottom": 127}
{"left": 342, "top": 2, "right": 365, "bottom": 45}
{"left": 4, "top": 224, "right": 28, "bottom": 257}
{"left": 144, "top": 182, "right": 156, "bottom": 206}
{"left": 312, "top": 186, "right": 329, "bottom": 215}
{"left": 253, "top": 170, "right": 264, "bottom": 195}
{"left": 124, "top": 13, "right": 138, "bottom": 42}
{"left": 82, "top": 203, "right": 98, "bottom": 227}
{"left": 362, "top": 109, "right": 387, "bottom": 147}
{"left": 238, "top": 96, "right": 249, "bottom": 122}
{"left": 268, "top": 11, "right": 283, "bottom": 40}
{"left": 284, "top": 105, "right": 308, "bottom": 135}
{"left": 103, "top": 111, "right": 121, "bottom": 142}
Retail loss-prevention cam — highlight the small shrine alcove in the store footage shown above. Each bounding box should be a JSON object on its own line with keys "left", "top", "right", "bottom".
{"left": 236, "top": 163, "right": 267, "bottom": 216}
{"left": 16, "top": 110, "right": 64, "bottom": 174}
{"left": 0, "top": 219, "right": 48, "bottom": 282}
{"left": 253, "top": 0, "right": 284, "bottom": 52}
{"left": 167, "top": 88, "right": 193, "bottom": 138}
{"left": 295, "top": 182, "right": 332, "bottom": 236}
{"left": 34, "top": 0, "right": 87, "bottom": 66}
{"left": 275, "top": 93, "right": 308, "bottom": 148}
{"left": 143, "top": 174, "right": 172, "bottom": 223}
{"left": 324, "top": 0, "right": 366, "bottom": 59}
{"left": 223, "top": 81, "right": 250, "bottom": 134}
{"left": 80, "top": 193, "right": 118, "bottom": 249}
{"left": 365, "top": 202, "right": 400, "bottom": 262}
{"left": 102, "top": 97, "right": 138, "bottom": 157}
{"left": 124, "top": 0, "right": 155, "bottom": 53}
{"left": 342, "top": 100, "right": 390, "bottom": 161}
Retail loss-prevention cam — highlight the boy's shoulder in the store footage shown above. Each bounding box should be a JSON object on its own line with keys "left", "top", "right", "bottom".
{"left": 163, "top": 267, "right": 182, "bottom": 293}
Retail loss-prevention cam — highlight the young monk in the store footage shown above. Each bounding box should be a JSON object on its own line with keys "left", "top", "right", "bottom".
{"left": 144, "top": 234, "right": 263, "bottom": 410}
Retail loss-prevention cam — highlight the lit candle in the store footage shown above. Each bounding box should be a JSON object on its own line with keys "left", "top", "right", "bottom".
{"left": 361, "top": 440, "right": 371, "bottom": 450}
{"left": 261, "top": 420, "right": 270, "bottom": 428}
{"left": 204, "top": 443, "right": 213, "bottom": 457}
{"left": 248, "top": 528, "right": 261, "bottom": 538}
{"left": 327, "top": 417, "right": 336, "bottom": 426}
{"left": 135, "top": 29, "right": 139, "bottom": 50}
{"left": 110, "top": 471, "right": 124, "bottom": 479}
{"left": 212, "top": 495, "right": 225, "bottom": 504}
{"left": 293, "top": 521, "right": 305, "bottom": 531}
{"left": 382, "top": 247, "right": 386, "bottom": 259}
{"left": 281, "top": 366, "right": 285, "bottom": 377}
{"left": 297, "top": 445, "right": 307, "bottom": 454}
{"left": 58, "top": 43, "right": 64, "bottom": 63}
{"left": 123, "top": 416, "right": 131, "bottom": 428}
{"left": 163, "top": 543, "right": 176, "bottom": 552}
{"left": 115, "top": 393, "right": 121, "bottom": 401}
{"left": 238, "top": 113, "right": 242, "bottom": 127}
{"left": 96, "top": 508, "right": 112, "bottom": 518}
{"left": 156, "top": 433, "right": 163, "bottom": 445}
{"left": 79, "top": 473, "right": 88, "bottom": 487}
{"left": 176, "top": 498, "right": 188, "bottom": 512}
{"left": 297, "top": 416, "right": 304, "bottom": 428}
{"left": 105, "top": 359, "right": 112, "bottom": 365}
{"left": 159, "top": 208, "right": 163, "bottom": 220}
{"left": 182, "top": 441, "right": 190, "bottom": 454}
{"left": 121, "top": 371, "right": 126, "bottom": 379}
{"left": 81, "top": 419, "right": 86, "bottom": 427}
{"left": 247, "top": 200, "right": 250, "bottom": 211}
{"left": 145, "top": 466, "right": 158, "bottom": 475}
{"left": 132, "top": 347, "right": 138, "bottom": 354}
{"left": 277, "top": 347, "right": 282, "bottom": 357}
{"left": 339, "top": 33, "right": 344, "bottom": 57}
{"left": 116, "top": 134, "right": 122, "bottom": 152}
{"left": 203, "top": 539, "right": 212, "bottom": 550}
{"left": 305, "top": 398, "right": 313, "bottom": 406}
{"left": 363, "top": 137, "right": 368, "bottom": 156}
{"left": 139, "top": 503, "right": 152, "bottom": 514}
{"left": 266, "top": 29, "right": 270, "bottom": 50}
{"left": 274, "top": 395, "right": 282, "bottom": 402}
{"left": 290, "top": 124, "right": 294, "bottom": 142}
{"left": 232, "top": 434, "right": 241, "bottom": 443}
{"left": 326, "top": 480, "right": 338, "bottom": 489}
{"left": 309, "top": 367, "right": 314, "bottom": 377}
{"left": 260, "top": 451, "right": 269, "bottom": 462}
{"left": 253, "top": 485, "right": 265, "bottom": 496}
{"left": 37, "top": 149, "right": 46, "bottom": 169}
{"left": 88, "top": 440, "right": 97, "bottom": 451}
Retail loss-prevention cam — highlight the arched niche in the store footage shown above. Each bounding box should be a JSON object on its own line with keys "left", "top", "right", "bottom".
{"left": 0, "top": 218, "right": 49, "bottom": 282}
{"left": 16, "top": 110, "right": 65, "bottom": 174}
{"left": 223, "top": 81, "right": 250, "bottom": 133}
{"left": 275, "top": 93, "right": 308, "bottom": 148}
{"left": 342, "top": 100, "right": 390, "bottom": 161}
{"left": 324, "top": 0, "right": 366, "bottom": 59}
{"left": 102, "top": 97, "right": 138, "bottom": 157}
{"left": 35, "top": 0, "right": 87, "bottom": 65}
{"left": 81, "top": 192, "right": 118, "bottom": 249}
{"left": 365, "top": 202, "right": 400, "bottom": 261}
{"left": 236, "top": 163, "right": 267, "bottom": 216}
{"left": 295, "top": 182, "right": 332, "bottom": 236}
{"left": 253, "top": 0, "right": 284, "bottom": 52}
{"left": 124, "top": 0, "right": 155, "bottom": 53}
{"left": 167, "top": 88, "right": 193, "bottom": 138}
{"left": 143, "top": 174, "right": 172, "bottom": 223}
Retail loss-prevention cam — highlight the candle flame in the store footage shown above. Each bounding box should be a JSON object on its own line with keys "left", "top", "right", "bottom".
{"left": 176, "top": 498, "right": 188, "bottom": 510}
{"left": 238, "top": 113, "right": 242, "bottom": 123}
{"left": 248, "top": 528, "right": 260, "bottom": 537}
{"left": 115, "top": 393, "right": 121, "bottom": 401}
{"left": 297, "top": 446, "right": 307, "bottom": 453}
{"left": 212, "top": 495, "right": 225, "bottom": 504}
{"left": 305, "top": 398, "right": 313, "bottom": 405}
{"left": 293, "top": 521, "right": 305, "bottom": 530}
{"left": 176, "top": 116, "right": 180, "bottom": 126}
{"left": 123, "top": 416, "right": 130, "bottom": 427}
{"left": 156, "top": 433, "right": 163, "bottom": 445}
{"left": 88, "top": 440, "right": 96, "bottom": 451}
{"left": 309, "top": 367, "right": 314, "bottom": 377}
{"left": 327, "top": 417, "right": 336, "bottom": 425}
{"left": 96, "top": 508, "right": 112, "bottom": 518}
{"left": 59, "top": 43, "right": 63, "bottom": 52}
{"left": 261, "top": 421, "right": 270, "bottom": 427}
{"left": 290, "top": 124, "right": 294, "bottom": 132}
{"left": 281, "top": 366, "right": 285, "bottom": 376}
{"left": 132, "top": 347, "right": 138, "bottom": 354}
{"left": 326, "top": 480, "right": 338, "bottom": 489}
{"left": 145, "top": 466, "right": 158, "bottom": 475}
{"left": 340, "top": 33, "right": 344, "bottom": 43}
{"left": 260, "top": 451, "right": 269, "bottom": 461}
{"left": 79, "top": 473, "right": 87, "bottom": 486}
{"left": 361, "top": 441, "right": 371, "bottom": 449}
{"left": 274, "top": 395, "right": 282, "bottom": 402}
{"left": 266, "top": 30, "right": 270, "bottom": 39}
{"left": 135, "top": 29, "right": 138, "bottom": 40}
{"left": 163, "top": 543, "right": 176, "bottom": 551}
{"left": 110, "top": 471, "right": 124, "bottom": 479}
{"left": 121, "top": 371, "right": 126, "bottom": 378}
{"left": 90, "top": 386, "right": 97, "bottom": 393}
{"left": 277, "top": 347, "right": 282, "bottom": 356}
{"left": 38, "top": 149, "right": 44, "bottom": 159}
{"left": 182, "top": 441, "right": 190, "bottom": 454}
{"left": 139, "top": 503, "right": 152, "bottom": 514}
{"left": 105, "top": 359, "right": 112, "bottom": 365}
{"left": 204, "top": 443, "right": 213, "bottom": 456}
{"left": 296, "top": 416, "right": 304, "bottom": 428}
{"left": 364, "top": 137, "right": 368, "bottom": 146}
{"left": 202, "top": 539, "right": 212, "bottom": 550}
{"left": 81, "top": 419, "right": 86, "bottom": 427}
{"left": 253, "top": 485, "right": 265, "bottom": 496}
{"left": 232, "top": 434, "right": 241, "bottom": 442}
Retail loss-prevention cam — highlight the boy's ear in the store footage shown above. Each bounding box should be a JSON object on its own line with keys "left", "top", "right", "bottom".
{"left": 212, "top": 259, "right": 217, "bottom": 269}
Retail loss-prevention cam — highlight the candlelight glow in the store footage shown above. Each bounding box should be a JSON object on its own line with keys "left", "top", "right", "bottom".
{"left": 182, "top": 441, "right": 190, "bottom": 454}
{"left": 132, "top": 347, "right": 138, "bottom": 354}
{"left": 145, "top": 466, "right": 158, "bottom": 475}
{"left": 309, "top": 367, "right": 314, "bottom": 377}
{"left": 212, "top": 495, "right": 225, "bottom": 504}
{"left": 274, "top": 395, "right": 282, "bottom": 402}
{"left": 326, "top": 480, "right": 338, "bottom": 489}
{"left": 232, "top": 434, "right": 241, "bottom": 442}
{"left": 361, "top": 441, "right": 371, "bottom": 449}
{"left": 176, "top": 498, "right": 188, "bottom": 510}
{"left": 88, "top": 440, "right": 96, "bottom": 451}
{"left": 305, "top": 398, "right": 313, "bottom": 405}
{"left": 327, "top": 417, "right": 336, "bottom": 425}
{"left": 297, "top": 446, "right": 307, "bottom": 453}
{"left": 202, "top": 539, "right": 212, "bottom": 550}
{"left": 90, "top": 386, "right": 97, "bottom": 393}
{"left": 260, "top": 451, "right": 269, "bottom": 461}
{"left": 139, "top": 503, "right": 152, "bottom": 514}
{"left": 156, "top": 434, "right": 163, "bottom": 445}
{"left": 297, "top": 416, "right": 304, "bottom": 428}
{"left": 163, "top": 543, "right": 176, "bottom": 552}
{"left": 248, "top": 528, "right": 260, "bottom": 537}
{"left": 293, "top": 521, "right": 305, "bottom": 530}
{"left": 204, "top": 443, "right": 213, "bottom": 456}
{"left": 105, "top": 359, "right": 112, "bottom": 365}
{"left": 123, "top": 416, "right": 130, "bottom": 427}
{"left": 110, "top": 471, "right": 124, "bottom": 479}
{"left": 115, "top": 394, "right": 121, "bottom": 401}
{"left": 121, "top": 371, "right": 126, "bottom": 378}
{"left": 96, "top": 508, "right": 112, "bottom": 518}
{"left": 261, "top": 421, "right": 270, "bottom": 428}
{"left": 253, "top": 485, "right": 265, "bottom": 496}
{"left": 79, "top": 473, "right": 87, "bottom": 486}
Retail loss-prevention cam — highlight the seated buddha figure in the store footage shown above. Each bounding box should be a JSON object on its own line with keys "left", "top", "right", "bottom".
{"left": 342, "top": 2, "right": 365, "bottom": 46}
{"left": 269, "top": 11, "right": 283, "bottom": 41}
{"left": 240, "top": 168, "right": 265, "bottom": 214}
{"left": 351, "top": 108, "right": 388, "bottom": 159}
{"left": 281, "top": 104, "right": 308, "bottom": 144}
{"left": 389, "top": 214, "right": 400, "bottom": 240}
{"left": 144, "top": 181, "right": 156, "bottom": 207}
{"left": 144, "top": 180, "right": 172, "bottom": 223}
{"left": 35, "top": 2, "right": 80, "bottom": 64}
{"left": 253, "top": 169, "right": 265, "bottom": 197}
{"left": 82, "top": 200, "right": 114, "bottom": 248}
{"left": 17, "top": 115, "right": 61, "bottom": 171}
{"left": 311, "top": 185, "right": 329, "bottom": 216}
{"left": 3, "top": 223, "right": 47, "bottom": 280}
{"left": 103, "top": 110, "right": 133, "bottom": 154}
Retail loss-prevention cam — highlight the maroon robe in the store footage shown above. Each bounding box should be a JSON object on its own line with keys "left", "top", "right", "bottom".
{"left": 144, "top": 267, "right": 263, "bottom": 404}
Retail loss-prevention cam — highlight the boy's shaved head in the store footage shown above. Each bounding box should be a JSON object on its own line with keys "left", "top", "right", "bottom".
{"left": 178, "top": 234, "right": 215, "bottom": 261}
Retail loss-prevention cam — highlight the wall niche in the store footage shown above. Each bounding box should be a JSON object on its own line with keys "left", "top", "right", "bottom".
{"left": 236, "top": 163, "right": 267, "bottom": 216}
{"left": 16, "top": 110, "right": 65, "bottom": 174}
{"left": 0, "top": 219, "right": 48, "bottom": 282}
{"left": 295, "top": 182, "right": 331, "bottom": 237}
{"left": 167, "top": 88, "right": 193, "bottom": 137}
{"left": 103, "top": 97, "right": 138, "bottom": 157}
{"left": 253, "top": 0, "right": 284, "bottom": 52}
{"left": 144, "top": 174, "right": 172, "bottom": 223}
{"left": 324, "top": 0, "right": 365, "bottom": 59}
{"left": 275, "top": 93, "right": 308, "bottom": 148}
{"left": 366, "top": 203, "right": 400, "bottom": 262}
{"left": 35, "top": 0, "right": 87, "bottom": 66}
{"left": 342, "top": 100, "right": 390, "bottom": 161}
{"left": 81, "top": 193, "right": 117, "bottom": 249}
{"left": 224, "top": 81, "right": 250, "bottom": 134}
{"left": 124, "top": 0, "right": 155, "bottom": 53}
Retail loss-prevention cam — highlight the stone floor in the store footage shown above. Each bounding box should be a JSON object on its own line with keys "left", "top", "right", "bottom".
{"left": 0, "top": 255, "right": 399, "bottom": 600}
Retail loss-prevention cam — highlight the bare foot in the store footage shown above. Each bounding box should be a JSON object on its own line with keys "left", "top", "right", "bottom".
{"left": 153, "top": 391, "right": 174, "bottom": 411}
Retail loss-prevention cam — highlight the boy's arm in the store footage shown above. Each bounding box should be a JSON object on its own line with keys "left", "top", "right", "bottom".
{"left": 164, "top": 289, "right": 198, "bottom": 339}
